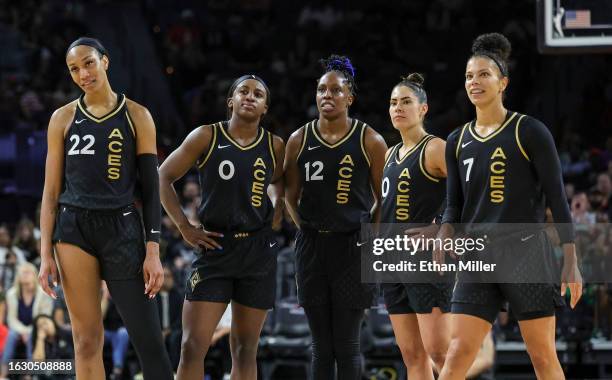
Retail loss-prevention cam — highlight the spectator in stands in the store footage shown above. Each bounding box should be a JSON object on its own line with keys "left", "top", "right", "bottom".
{"left": 31, "top": 314, "right": 74, "bottom": 380}
{"left": 181, "top": 177, "right": 201, "bottom": 222}
{"left": 160, "top": 214, "right": 196, "bottom": 284}
{"left": 571, "top": 192, "right": 596, "bottom": 225}
{"left": 589, "top": 190, "right": 610, "bottom": 222}
{"left": 181, "top": 177, "right": 200, "bottom": 207}
{"left": 595, "top": 173, "right": 611, "bottom": 212}
{"left": 12, "top": 218, "right": 38, "bottom": 262}
{"left": 31, "top": 314, "right": 73, "bottom": 360}
{"left": 1, "top": 262, "right": 53, "bottom": 376}
{"left": 0, "top": 251, "right": 17, "bottom": 292}
{"left": 0, "top": 225, "right": 26, "bottom": 266}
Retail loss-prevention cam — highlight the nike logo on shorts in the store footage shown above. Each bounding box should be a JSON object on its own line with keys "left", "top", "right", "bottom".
{"left": 269, "top": 242, "right": 277, "bottom": 247}
{"left": 521, "top": 234, "right": 535, "bottom": 242}
{"left": 123, "top": 211, "right": 132, "bottom": 216}
{"left": 151, "top": 229, "right": 160, "bottom": 234}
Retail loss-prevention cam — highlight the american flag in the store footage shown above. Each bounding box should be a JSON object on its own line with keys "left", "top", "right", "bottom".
{"left": 565, "top": 10, "right": 591, "bottom": 29}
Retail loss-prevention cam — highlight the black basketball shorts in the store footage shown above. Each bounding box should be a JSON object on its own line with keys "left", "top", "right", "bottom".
{"left": 185, "top": 228, "right": 278, "bottom": 310}
{"left": 53, "top": 204, "right": 146, "bottom": 281}
{"left": 295, "top": 228, "right": 375, "bottom": 309}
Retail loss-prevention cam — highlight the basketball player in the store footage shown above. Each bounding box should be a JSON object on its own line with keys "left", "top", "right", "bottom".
{"left": 38, "top": 37, "right": 173, "bottom": 380}
{"left": 381, "top": 73, "right": 452, "bottom": 379}
{"left": 159, "top": 75, "right": 284, "bottom": 380}
{"left": 435, "top": 33, "right": 583, "bottom": 380}
{"left": 284, "top": 55, "right": 387, "bottom": 379}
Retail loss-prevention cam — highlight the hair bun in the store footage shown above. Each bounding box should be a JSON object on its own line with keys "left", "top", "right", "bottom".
{"left": 471, "top": 33, "right": 511, "bottom": 61}
{"left": 403, "top": 72, "right": 425, "bottom": 87}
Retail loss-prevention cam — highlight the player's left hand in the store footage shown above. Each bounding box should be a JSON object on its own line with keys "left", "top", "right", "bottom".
{"left": 561, "top": 260, "right": 583, "bottom": 309}
{"left": 143, "top": 242, "right": 164, "bottom": 299}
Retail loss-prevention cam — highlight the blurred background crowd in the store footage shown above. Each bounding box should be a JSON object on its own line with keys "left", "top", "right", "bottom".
{"left": 0, "top": 0, "right": 611, "bottom": 378}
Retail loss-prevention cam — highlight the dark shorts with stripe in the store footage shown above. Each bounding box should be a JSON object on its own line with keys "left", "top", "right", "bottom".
{"left": 295, "top": 228, "right": 375, "bottom": 309}
{"left": 383, "top": 282, "right": 452, "bottom": 314}
{"left": 52, "top": 204, "right": 145, "bottom": 281}
{"left": 185, "top": 228, "right": 277, "bottom": 310}
{"left": 451, "top": 230, "right": 564, "bottom": 324}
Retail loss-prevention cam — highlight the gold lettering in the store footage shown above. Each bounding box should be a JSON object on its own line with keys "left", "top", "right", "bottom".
{"left": 252, "top": 181, "right": 264, "bottom": 195}
{"left": 254, "top": 157, "right": 266, "bottom": 168}
{"left": 489, "top": 146, "right": 506, "bottom": 203}
{"left": 108, "top": 140, "right": 122, "bottom": 153}
{"left": 491, "top": 190, "right": 504, "bottom": 203}
{"left": 490, "top": 175, "right": 505, "bottom": 188}
{"left": 254, "top": 169, "right": 266, "bottom": 181}
{"left": 490, "top": 161, "right": 505, "bottom": 174}
{"left": 108, "top": 128, "right": 123, "bottom": 139}
{"left": 340, "top": 154, "right": 354, "bottom": 166}
{"left": 396, "top": 194, "right": 410, "bottom": 207}
{"left": 490, "top": 147, "right": 506, "bottom": 160}
{"left": 396, "top": 208, "right": 409, "bottom": 221}
{"left": 108, "top": 154, "right": 122, "bottom": 166}
{"left": 337, "top": 192, "right": 349, "bottom": 204}
{"left": 339, "top": 166, "right": 352, "bottom": 179}
{"left": 108, "top": 167, "right": 120, "bottom": 180}
{"left": 399, "top": 167, "right": 411, "bottom": 179}
{"left": 251, "top": 195, "right": 262, "bottom": 207}
{"left": 397, "top": 180, "right": 410, "bottom": 193}
{"left": 337, "top": 179, "right": 351, "bottom": 192}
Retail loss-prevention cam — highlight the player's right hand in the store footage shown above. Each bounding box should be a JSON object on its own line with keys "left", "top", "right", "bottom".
{"left": 180, "top": 223, "right": 223, "bottom": 250}
{"left": 38, "top": 253, "right": 59, "bottom": 299}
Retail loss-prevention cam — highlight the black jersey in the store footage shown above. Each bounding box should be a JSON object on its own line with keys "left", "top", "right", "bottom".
{"left": 296, "top": 119, "right": 372, "bottom": 232}
{"left": 443, "top": 111, "right": 574, "bottom": 242}
{"left": 381, "top": 135, "right": 445, "bottom": 225}
{"left": 59, "top": 94, "right": 137, "bottom": 209}
{"left": 197, "top": 121, "right": 276, "bottom": 231}
{"left": 452, "top": 112, "right": 546, "bottom": 227}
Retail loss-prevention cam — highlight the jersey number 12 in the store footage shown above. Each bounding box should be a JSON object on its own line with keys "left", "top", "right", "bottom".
{"left": 305, "top": 161, "right": 324, "bottom": 181}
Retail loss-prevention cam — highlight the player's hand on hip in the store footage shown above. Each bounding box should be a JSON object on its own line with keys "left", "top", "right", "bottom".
{"left": 143, "top": 242, "right": 164, "bottom": 298}
{"left": 180, "top": 223, "right": 224, "bottom": 250}
{"left": 561, "top": 260, "right": 583, "bottom": 309}
{"left": 38, "top": 252, "right": 58, "bottom": 299}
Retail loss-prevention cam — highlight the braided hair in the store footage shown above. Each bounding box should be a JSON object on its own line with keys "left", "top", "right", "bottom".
{"left": 319, "top": 54, "right": 357, "bottom": 95}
